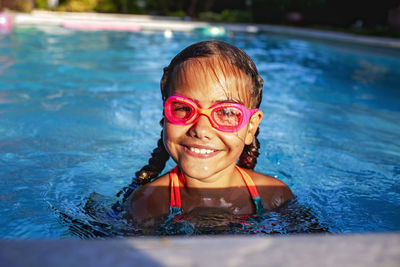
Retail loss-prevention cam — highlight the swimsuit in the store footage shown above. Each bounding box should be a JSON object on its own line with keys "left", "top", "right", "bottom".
{"left": 169, "top": 165, "right": 266, "bottom": 216}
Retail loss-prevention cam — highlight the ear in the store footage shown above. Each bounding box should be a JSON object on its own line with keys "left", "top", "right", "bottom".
{"left": 245, "top": 110, "right": 263, "bottom": 145}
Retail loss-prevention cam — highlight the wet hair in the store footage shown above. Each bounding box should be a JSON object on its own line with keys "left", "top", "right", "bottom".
{"left": 118, "top": 40, "right": 263, "bottom": 201}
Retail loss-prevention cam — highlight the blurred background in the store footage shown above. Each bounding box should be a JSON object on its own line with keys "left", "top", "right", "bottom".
{"left": 1, "top": 0, "right": 400, "bottom": 37}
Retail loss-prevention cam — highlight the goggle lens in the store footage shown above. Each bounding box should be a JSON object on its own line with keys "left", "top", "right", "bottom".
{"left": 213, "top": 106, "right": 243, "bottom": 127}
{"left": 170, "top": 101, "right": 194, "bottom": 121}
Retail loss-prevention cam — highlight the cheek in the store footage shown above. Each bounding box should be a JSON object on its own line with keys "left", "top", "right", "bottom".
{"left": 163, "top": 123, "right": 185, "bottom": 153}
{"left": 163, "top": 123, "right": 175, "bottom": 151}
{"left": 222, "top": 130, "right": 247, "bottom": 152}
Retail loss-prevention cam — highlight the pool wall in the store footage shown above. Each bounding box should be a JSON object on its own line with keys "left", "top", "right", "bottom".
{"left": 1, "top": 234, "right": 399, "bottom": 266}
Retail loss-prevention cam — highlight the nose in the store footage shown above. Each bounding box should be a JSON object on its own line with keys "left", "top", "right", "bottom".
{"left": 188, "top": 114, "right": 215, "bottom": 140}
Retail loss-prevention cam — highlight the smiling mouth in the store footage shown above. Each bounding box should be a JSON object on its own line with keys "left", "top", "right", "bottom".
{"left": 183, "top": 145, "right": 220, "bottom": 157}
{"left": 189, "top": 147, "right": 216, "bottom": 154}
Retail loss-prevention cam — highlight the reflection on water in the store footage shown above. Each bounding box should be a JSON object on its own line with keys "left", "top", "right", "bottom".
{"left": 353, "top": 60, "right": 388, "bottom": 85}
{"left": 0, "top": 55, "right": 14, "bottom": 75}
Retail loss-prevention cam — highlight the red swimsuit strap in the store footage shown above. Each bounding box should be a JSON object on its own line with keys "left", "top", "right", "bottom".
{"left": 169, "top": 165, "right": 261, "bottom": 209}
{"left": 234, "top": 165, "right": 260, "bottom": 198}
{"left": 169, "top": 166, "right": 184, "bottom": 208}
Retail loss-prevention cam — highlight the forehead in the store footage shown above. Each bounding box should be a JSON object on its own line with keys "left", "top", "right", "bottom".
{"left": 170, "top": 57, "right": 252, "bottom": 106}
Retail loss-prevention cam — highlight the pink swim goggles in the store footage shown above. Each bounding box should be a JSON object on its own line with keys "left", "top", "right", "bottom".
{"left": 164, "top": 94, "right": 258, "bottom": 132}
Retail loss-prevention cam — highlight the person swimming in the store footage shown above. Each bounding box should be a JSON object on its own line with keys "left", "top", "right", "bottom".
{"left": 118, "top": 40, "right": 293, "bottom": 223}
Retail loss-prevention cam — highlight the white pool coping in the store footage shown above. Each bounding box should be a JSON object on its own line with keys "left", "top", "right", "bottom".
{"left": 1, "top": 233, "right": 399, "bottom": 267}
{"left": 7, "top": 10, "right": 400, "bottom": 49}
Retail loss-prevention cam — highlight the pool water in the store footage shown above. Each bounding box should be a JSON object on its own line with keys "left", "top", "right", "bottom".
{"left": 0, "top": 25, "right": 399, "bottom": 238}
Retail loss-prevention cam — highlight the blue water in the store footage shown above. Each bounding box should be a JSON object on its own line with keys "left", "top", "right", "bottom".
{"left": 0, "top": 25, "right": 399, "bottom": 238}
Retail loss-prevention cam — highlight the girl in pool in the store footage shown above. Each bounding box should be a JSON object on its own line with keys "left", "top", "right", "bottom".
{"left": 121, "top": 40, "right": 292, "bottom": 222}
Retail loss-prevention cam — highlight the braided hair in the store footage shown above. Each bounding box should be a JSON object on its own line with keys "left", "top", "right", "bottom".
{"left": 119, "top": 41, "right": 263, "bottom": 201}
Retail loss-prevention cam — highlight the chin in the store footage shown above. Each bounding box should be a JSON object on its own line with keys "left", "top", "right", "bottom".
{"left": 182, "top": 166, "right": 213, "bottom": 179}
{"left": 178, "top": 160, "right": 233, "bottom": 181}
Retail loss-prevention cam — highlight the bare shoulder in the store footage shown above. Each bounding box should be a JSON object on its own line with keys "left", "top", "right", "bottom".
{"left": 129, "top": 173, "right": 170, "bottom": 222}
{"left": 248, "top": 169, "right": 291, "bottom": 189}
{"left": 245, "top": 169, "right": 293, "bottom": 210}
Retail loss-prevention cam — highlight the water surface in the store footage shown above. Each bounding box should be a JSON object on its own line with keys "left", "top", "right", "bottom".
{"left": 0, "top": 26, "right": 399, "bottom": 237}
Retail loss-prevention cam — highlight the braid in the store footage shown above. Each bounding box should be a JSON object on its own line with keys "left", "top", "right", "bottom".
{"left": 237, "top": 128, "right": 260, "bottom": 169}
{"left": 116, "top": 120, "right": 169, "bottom": 202}
{"left": 135, "top": 123, "right": 170, "bottom": 184}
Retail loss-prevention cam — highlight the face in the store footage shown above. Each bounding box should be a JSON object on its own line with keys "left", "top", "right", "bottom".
{"left": 163, "top": 58, "right": 263, "bottom": 184}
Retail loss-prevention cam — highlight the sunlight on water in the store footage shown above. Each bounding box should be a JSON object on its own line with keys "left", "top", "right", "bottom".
{"left": 0, "top": 26, "right": 399, "bottom": 237}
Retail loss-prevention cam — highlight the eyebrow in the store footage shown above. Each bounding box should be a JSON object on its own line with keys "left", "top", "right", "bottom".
{"left": 174, "top": 94, "right": 245, "bottom": 106}
{"left": 214, "top": 98, "right": 244, "bottom": 105}
{"left": 189, "top": 98, "right": 245, "bottom": 107}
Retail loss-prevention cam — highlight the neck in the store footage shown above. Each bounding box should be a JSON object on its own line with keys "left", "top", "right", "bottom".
{"left": 180, "top": 164, "right": 243, "bottom": 196}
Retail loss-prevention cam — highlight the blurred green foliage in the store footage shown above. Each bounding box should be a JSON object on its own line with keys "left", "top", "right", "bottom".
{"left": 168, "top": 10, "right": 187, "bottom": 18}
{"left": 31, "top": 0, "right": 400, "bottom": 36}
{"left": 17, "top": 0, "right": 34, "bottom": 12}
{"left": 35, "top": 0, "right": 49, "bottom": 9}
{"left": 97, "top": 0, "right": 119, "bottom": 12}
{"left": 199, "top": 10, "right": 252, "bottom": 23}
{"left": 58, "top": 0, "right": 97, "bottom": 12}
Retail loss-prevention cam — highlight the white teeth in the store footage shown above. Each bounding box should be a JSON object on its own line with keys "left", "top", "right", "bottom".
{"left": 189, "top": 147, "right": 215, "bottom": 154}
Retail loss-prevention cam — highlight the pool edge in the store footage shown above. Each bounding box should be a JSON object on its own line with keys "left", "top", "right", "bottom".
{"left": 1, "top": 233, "right": 399, "bottom": 266}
